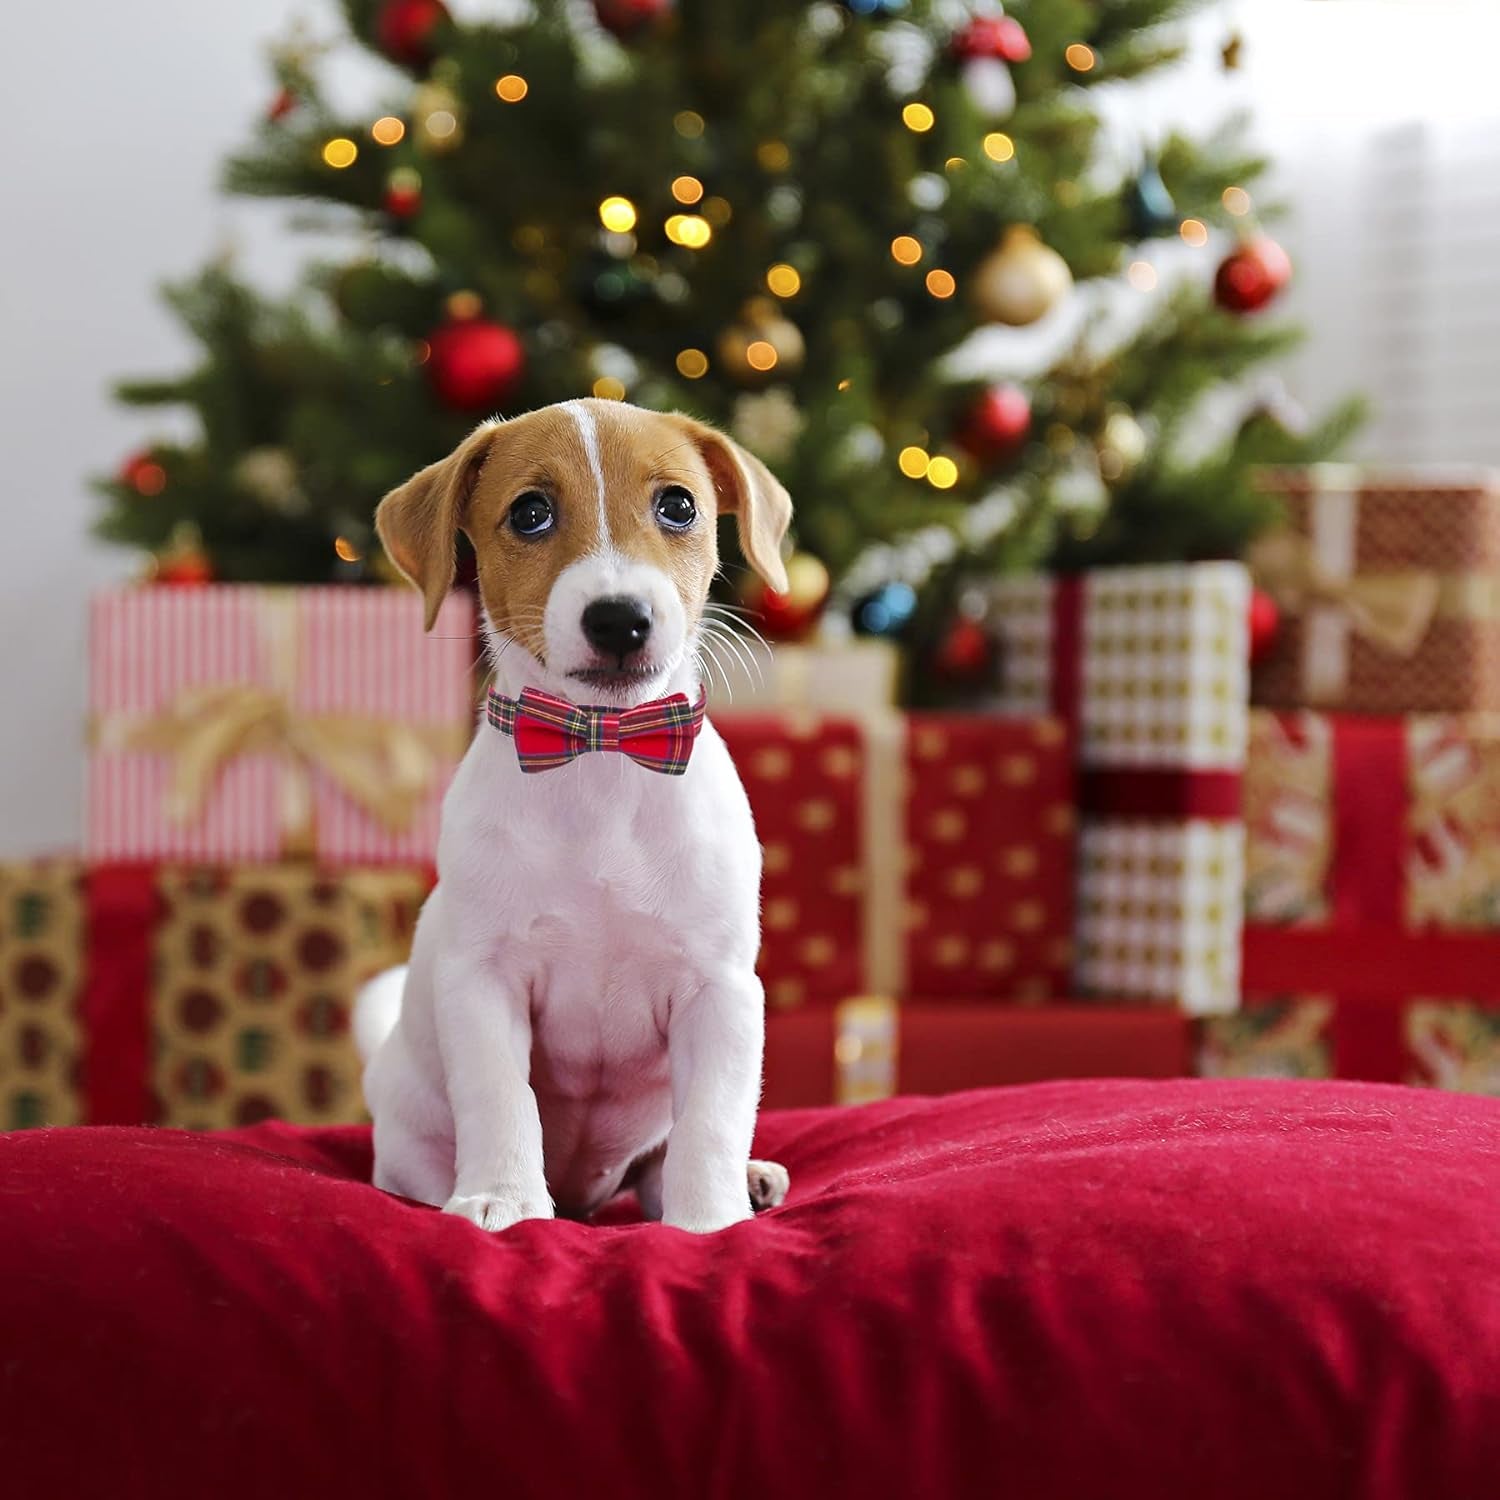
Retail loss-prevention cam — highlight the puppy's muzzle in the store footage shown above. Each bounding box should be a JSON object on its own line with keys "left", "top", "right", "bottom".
{"left": 581, "top": 596, "right": 653, "bottom": 660}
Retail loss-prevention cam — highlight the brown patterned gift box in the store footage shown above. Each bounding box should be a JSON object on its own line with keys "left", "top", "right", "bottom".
{"left": 0, "top": 863, "right": 85, "bottom": 1129}
{"left": 0, "top": 859, "right": 430, "bottom": 1131}
{"left": 1252, "top": 465, "right": 1500, "bottom": 714}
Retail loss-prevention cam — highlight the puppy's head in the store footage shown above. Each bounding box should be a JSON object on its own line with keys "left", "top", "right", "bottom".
{"left": 376, "top": 400, "right": 791, "bottom": 704}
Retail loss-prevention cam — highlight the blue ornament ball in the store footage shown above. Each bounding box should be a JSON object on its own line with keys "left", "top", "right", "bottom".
{"left": 841, "top": 0, "right": 908, "bottom": 16}
{"left": 852, "top": 581, "right": 918, "bottom": 638}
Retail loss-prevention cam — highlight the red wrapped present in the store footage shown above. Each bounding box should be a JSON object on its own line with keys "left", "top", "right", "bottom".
{"left": 1244, "top": 710, "right": 1500, "bottom": 1037}
{"left": 717, "top": 712, "right": 1075, "bottom": 1007}
{"left": 87, "top": 587, "right": 475, "bottom": 864}
{"left": 764, "top": 997, "right": 1192, "bottom": 1108}
{"left": 1198, "top": 994, "right": 1500, "bottom": 1099}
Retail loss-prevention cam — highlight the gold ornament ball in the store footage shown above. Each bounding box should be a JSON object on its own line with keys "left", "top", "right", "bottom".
{"left": 973, "top": 225, "right": 1073, "bottom": 326}
{"left": 742, "top": 549, "right": 830, "bottom": 640}
{"left": 1097, "top": 407, "right": 1149, "bottom": 481}
{"left": 717, "top": 298, "right": 805, "bottom": 384}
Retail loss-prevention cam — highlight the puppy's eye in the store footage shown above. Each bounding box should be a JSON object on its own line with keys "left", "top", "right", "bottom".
{"left": 654, "top": 486, "right": 697, "bottom": 531}
{"left": 508, "top": 492, "right": 555, "bottom": 537}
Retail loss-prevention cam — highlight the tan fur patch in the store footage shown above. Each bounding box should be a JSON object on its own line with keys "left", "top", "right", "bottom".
{"left": 463, "top": 402, "right": 721, "bottom": 662}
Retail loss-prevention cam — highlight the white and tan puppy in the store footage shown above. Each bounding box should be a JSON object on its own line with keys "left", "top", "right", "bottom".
{"left": 359, "top": 399, "right": 791, "bottom": 1234}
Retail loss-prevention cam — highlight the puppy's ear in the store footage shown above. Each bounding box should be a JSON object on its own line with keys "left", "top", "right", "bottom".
{"left": 671, "top": 415, "right": 793, "bottom": 594}
{"left": 375, "top": 423, "right": 496, "bottom": 631}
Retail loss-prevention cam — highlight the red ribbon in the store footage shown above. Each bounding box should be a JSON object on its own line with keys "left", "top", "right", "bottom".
{"left": 1048, "top": 573, "right": 1241, "bottom": 823}
{"left": 1242, "top": 713, "right": 1500, "bottom": 1076}
{"left": 80, "top": 864, "right": 160, "bottom": 1126}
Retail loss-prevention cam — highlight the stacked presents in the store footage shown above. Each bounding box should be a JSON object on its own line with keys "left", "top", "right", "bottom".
{"left": 1210, "top": 466, "right": 1500, "bottom": 1091}
{"left": 8, "top": 468, "right": 1499, "bottom": 1132}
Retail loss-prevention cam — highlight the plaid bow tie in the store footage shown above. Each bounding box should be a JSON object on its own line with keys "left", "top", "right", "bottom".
{"left": 486, "top": 685, "right": 707, "bottom": 775}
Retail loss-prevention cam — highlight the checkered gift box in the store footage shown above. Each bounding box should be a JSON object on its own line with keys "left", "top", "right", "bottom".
{"left": 986, "top": 563, "right": 1249, "bottom": 1014}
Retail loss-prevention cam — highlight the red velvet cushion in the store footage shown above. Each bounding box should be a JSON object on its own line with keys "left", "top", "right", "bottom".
{"left": 4, "top": 1080, "right": 1499, "bottom": 1498}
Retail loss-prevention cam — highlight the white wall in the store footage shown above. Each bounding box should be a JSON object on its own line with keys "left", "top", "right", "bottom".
{"left": 3, "top": 0, "right": 1498, "bottom": 853}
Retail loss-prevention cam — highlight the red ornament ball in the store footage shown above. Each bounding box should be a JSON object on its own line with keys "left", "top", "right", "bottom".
{"left": 425, "top": 317, "right": 525, "bottom": 412}
{"left": 375, "top": 0, "right": 449, "bottom": 68}
{"left": 741, "top": 552, "right": 830, "bottom": 642}
{"left": 1248, "top": 587, "right": 1281, "bottom": 666}
{"left": 1214, "top": 235, "right": 1292, "bottom": 315}
{"left": 266, "top": 87, "right": 297, "bottom": 124}
{"left": 950, "top": 15, "right": 1030, "bottom": 64}
{"left": 119, "top": 449, "right": 167, "bottom": 497}
{"left": 594, "top": 0, "right": 673, "bottom": 38}
{"left": 932, "top": 616, "right": 997, "bottom": 684}
{"left": 956, "top": 384, "right": 1032, "bottom": 465}
{"left": 383, "top": 170, "right": 423, "bottom": 221}
{"left": 156, "top": 547, "right": 214, "bottom": 588}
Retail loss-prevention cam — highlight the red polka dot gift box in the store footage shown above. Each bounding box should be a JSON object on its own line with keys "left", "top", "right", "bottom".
{"left": 716, "top": 712, "right": 1076, "bottom": 1008}
{"left": 86, "top": 587, "right": 475, "bottom": 865}
{"left": 0, "top": 859, "right": 429, "bottom": 1130}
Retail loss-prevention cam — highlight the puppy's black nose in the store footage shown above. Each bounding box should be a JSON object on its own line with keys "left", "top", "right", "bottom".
{"left": 581, "top": 596, "right": 652, "bottom": 658}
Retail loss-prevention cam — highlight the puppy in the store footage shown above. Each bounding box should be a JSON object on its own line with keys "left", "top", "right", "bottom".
{"left": 359, "top": 399, "right": 791, "bottom": 1233}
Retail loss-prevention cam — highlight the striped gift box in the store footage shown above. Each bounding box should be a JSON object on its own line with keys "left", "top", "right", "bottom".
{"left": 87, "top": 587, "right": 475, "bottom": 864}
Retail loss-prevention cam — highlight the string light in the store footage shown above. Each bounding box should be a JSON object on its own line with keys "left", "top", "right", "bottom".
{"left": 1126, "top": 259, "right": 1158, "bottom": 291}
{"left": 925, "top": 268, "right": 956, "bottom": 298}
{"left": 371, "top": 116, "right": 405, "bottom": 146}
{"left": 745, "top": 341, "right": 778, "bottom": 372}
{"left": 446, "top": 289, "right": 483, "bottom": 319}
{"left": 676, "top": 348, "right": 709, "bottom": 379}
{"left": 412, "top": 340, "right": 431, "bottom": 365}
{"left": 701, "top": 196, "right": 733, "bottom": 227}
{"left": 901, "top": 102, "right": 935, "bottom": 133}
{"left": 1222, "top": 186, "right": 1252, "bottom": 216}
{"left": 926, "top": 456, "right": 959, "bottom": 489}
{"left": 674, "top": 110, "right": 705, "bottom": 138}
{"left": 982, "top": 132, "right": 1015, "bottom": 162}
{"left": 495, "top": 74, "right": 529, "bottom": 103}
{"left": 945, "top": 156, "right": 967, "bottom": 173}
{"left": 671, "top": 175, "right": 704, "bottom": 204}
{"left": 756, "top": 141, "right": 791, "bottom": 172}
{"left": 1064, "top": 43, "right": 1096, "bottom": 71}
{"left": 898, "top": 446, "right": 930, "bottom": 478}
{"left": 599, "top": 196, "right": 638, "bottom": 232}
{"left": 665, "top": 214, "right": 711, "bottom": 247}
{"left": 1179, "top": 218, "right": 1209, "bottom": 247}
{"left": 766, "top": 263, "right": 801, "bottom": 297}
{"left": 322, "top": 137, "right": 358, "bottom": 168}
{"left": 837, "top": 378, "right": 852, "bottom": 391}
{"left": 890, "top": 235, "right": 923, "bottom": 266}
{"left": 424, "top": 110, "right": 457, "bottom": 141}
{"left": 334, "top": 537, "right": 362, "bottom": 563}
{"left": 592, "top": 376, "right": 626, "bottom": 400}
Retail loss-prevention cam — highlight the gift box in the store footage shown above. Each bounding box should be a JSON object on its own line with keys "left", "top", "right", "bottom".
{"left": 1251, "top": 465, "right": 1500, "bottom": 714}
{"left": 718, "top": 712, "right": 1075, "bottom": 1008}
{"left": 1197, "top": 996, "right": 1500, "bottom": 1098}
{"left": 763, "top": 998, "right": 1192, "bottom": 1108}
{"left": 984, "top": 562, "right": 1249, "bottom": 1013}
{"left": 0, "top": 858, "right": 430, "bottom": 1130}
{"left": 87, "top": 586, "right": 476, "bottom": 864}
{"left": 710, "top": 638, "right": 900, "bottom": 716}
{"left": 1243, "top": 708, "right": 1500, "bottom": 1008}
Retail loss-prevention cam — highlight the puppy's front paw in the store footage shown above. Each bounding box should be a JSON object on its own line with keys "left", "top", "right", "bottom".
{"left": 443, "top": 1188, "right": 553, "bottom": 1233}
{"left": 664, "top": 1202, "right": 753, "bottom": 1234}
{"left": 747, "top": 1159, "right": 790, "bottom": 1212}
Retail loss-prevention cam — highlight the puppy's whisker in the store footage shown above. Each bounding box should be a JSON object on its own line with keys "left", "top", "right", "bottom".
{"left": 695, "top": 638, "right": 734, "bottom": 703}
{"left": 703, "top": 606, "right": 774, "bottom": 660}
{"left": 700, "top": 622, "right": 763, "bottom": 690}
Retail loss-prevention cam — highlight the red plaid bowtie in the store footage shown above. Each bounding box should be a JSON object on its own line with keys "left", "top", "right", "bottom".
{"left": 486, "top": 685, "right": 707, "bottom": 775}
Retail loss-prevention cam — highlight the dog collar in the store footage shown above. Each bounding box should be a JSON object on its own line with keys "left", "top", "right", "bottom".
{"left": 486, "top": 685, "right": 708, "bottom": 775}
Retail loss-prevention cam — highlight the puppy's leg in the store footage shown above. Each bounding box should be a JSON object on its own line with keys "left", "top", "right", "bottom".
{"left": 436, "top": 958, "right": 553, "bottom": 1233}
{"left": 661, "top": 972, "right": 765, "bottom": 1233}
{"left": 631, "top": 1147, "right": 786, "bottom": 1218}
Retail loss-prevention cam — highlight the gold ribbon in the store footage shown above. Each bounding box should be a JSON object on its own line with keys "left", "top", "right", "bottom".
{"left": 93, "top": 590, "right": 466, "bottom": 851}
{"left": 1249, "top": 529, "right": 1441, "bottom": 659}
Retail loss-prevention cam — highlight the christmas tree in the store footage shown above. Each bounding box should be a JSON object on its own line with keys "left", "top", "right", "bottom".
{"left": 97, "top": 0, "right": 1359, "bottom": 663}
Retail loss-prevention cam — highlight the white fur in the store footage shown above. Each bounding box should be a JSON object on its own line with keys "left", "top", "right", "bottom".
{"left": 561, "top": 399, "right": 611, "bottom": 547}
{"left": 360, "top": 566, "right": 770, "bottom": 1233}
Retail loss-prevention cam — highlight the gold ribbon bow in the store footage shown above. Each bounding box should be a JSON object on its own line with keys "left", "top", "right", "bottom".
{"left": 113, "top": 683, "right": 445, "bottom": 837}
{"left": 1248, "top": 529, "right": 1440, "bottom": 658}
